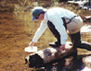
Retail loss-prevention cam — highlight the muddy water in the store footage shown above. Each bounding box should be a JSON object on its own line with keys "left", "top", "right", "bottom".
{"left": 0, "top": 11, "right": 54, "bottom": 71}
{"left": 0, "top": 12, "right": 35, "bottom": 71}
{"left": 0, "top": 12, "right": 91, "bottom": 71}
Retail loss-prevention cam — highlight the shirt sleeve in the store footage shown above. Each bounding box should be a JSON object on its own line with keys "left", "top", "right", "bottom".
{"left": 32, "top": 20, "right": 47, "bottom": 42}
{"left": 48, "top": 15, "right": 68, "bottom": 45}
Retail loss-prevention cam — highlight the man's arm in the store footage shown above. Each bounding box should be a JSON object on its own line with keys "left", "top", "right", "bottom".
{"left": 29, "top": 20, "right": 47, "bottom": 46}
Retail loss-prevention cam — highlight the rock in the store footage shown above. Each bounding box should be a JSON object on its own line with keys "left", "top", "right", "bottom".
{"left": 84, "top": 16, "right": 91, "bottom": 23}
{"left": 82, "top": 56, "right": 91, "bottom": 68}
{"left": 68, "top": 0, "right": 91, "bottom": 10}
{"left": 81, "top": 25, "right": 91, "bottom": 33}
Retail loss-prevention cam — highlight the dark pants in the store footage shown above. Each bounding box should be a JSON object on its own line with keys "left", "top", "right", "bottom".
{"left": 47, "top": 21, "right": 91, "bottom": 50}
{"left": 47, "top": 21, "right": 61, "bottom": 46}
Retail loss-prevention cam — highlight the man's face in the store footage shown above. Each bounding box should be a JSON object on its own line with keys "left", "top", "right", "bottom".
{"left": 37, "top": 13, "right": 44, "bottom": 21}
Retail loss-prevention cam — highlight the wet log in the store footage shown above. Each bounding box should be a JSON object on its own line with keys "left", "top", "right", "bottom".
{"left": 25, "top": 42, "right": 77, "bottom": 68}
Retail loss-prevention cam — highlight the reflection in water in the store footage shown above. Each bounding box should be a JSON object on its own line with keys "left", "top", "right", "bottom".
{"left": 31, "top": 53, "right": 88, "bottom": 71}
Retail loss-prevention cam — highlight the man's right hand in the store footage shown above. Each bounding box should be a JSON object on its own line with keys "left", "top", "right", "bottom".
{"left": 60, "top": 44, "right": 65, "bottom": 52}
{"left": 29, "top": 41, "right": 35, "bottom": 47}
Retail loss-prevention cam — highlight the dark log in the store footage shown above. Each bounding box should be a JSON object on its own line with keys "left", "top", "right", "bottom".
{"left": 25, "top": 42, "right": 77, "bottom": 68}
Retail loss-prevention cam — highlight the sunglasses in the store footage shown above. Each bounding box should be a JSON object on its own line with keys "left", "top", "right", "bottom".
{"left": 35, "top": 12, "right": 45, "bottom": 19}
{"left": 36, "top": 14, "right": 40, "bottom": 19}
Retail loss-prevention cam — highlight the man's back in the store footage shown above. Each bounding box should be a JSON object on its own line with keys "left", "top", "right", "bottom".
{"left": 46, "top": 7, "right": 77, "bottom": 19}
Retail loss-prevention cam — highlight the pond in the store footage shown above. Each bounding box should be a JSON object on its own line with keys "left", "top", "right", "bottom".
{"left": 0, "top": 12, "right": 91, "bottom": 71}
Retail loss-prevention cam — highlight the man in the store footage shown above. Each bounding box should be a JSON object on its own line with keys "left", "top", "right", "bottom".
{"left": 29, "top": 7, "right": 91, "bottom": 51}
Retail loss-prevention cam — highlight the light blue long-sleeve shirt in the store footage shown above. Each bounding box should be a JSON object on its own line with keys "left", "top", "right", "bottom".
{"left": 32, "top": 7, "right": 77, "bottom": 45}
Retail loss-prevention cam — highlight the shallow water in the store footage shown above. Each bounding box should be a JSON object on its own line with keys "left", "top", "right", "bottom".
{"left": 0, "top": 12, "right": 91, "bottom": 71}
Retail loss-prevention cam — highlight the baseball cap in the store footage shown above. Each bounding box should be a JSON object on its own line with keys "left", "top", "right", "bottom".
{"left": 32, "top": 7, "right": 44, "bottom": 21}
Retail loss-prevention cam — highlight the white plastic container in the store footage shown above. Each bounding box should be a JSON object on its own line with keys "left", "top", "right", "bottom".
{"left": 25, "top": 46, "right": 37, "bottom": 53}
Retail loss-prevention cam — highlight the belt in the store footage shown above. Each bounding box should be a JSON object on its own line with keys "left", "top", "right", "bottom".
{"left": 66, "top": 15, "right": 79, "bottom": 24}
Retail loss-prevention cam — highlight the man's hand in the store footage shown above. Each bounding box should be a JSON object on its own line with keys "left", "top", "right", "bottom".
{"left": 60, "top": 44, "right": 65, "bottom": 52}
{"left": 29, "top": 41, "right": 35, "bottom": 47}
